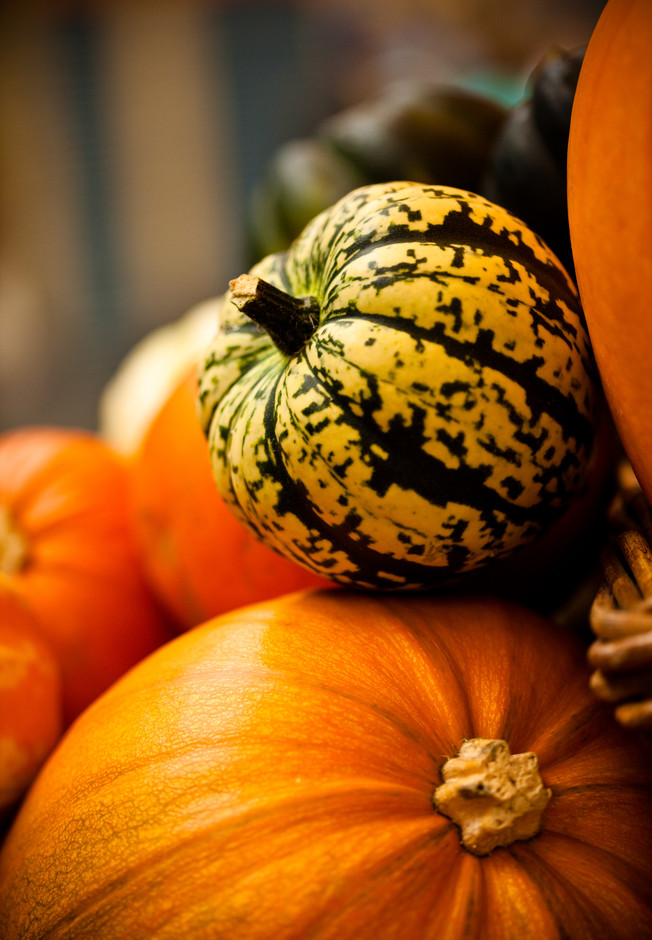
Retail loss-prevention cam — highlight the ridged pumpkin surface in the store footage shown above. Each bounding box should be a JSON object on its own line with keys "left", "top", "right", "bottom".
{"left": 0, "top": 428, "right": 173, "bottom": 725}
{"left": 199, "top": 182, "right": 598, "bottom": 589}
{"left": 0, "top": 583, "right": 62, "bottom": 815}
{"left": 0, "top": 590, "right": 651, "bottom": 939}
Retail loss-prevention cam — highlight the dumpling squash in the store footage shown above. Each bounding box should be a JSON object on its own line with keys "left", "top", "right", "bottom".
{"left": 199, "top": 182, "right": 599, "bottom": 590}
{"left": 130, "top": 369, "right": 327, "bottom": 631}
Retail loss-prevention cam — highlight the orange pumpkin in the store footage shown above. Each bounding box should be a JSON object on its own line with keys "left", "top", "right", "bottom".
{"left": 1, "top": 589, "right": 651, "bottom": 938}
{"left": 567, "top": 0, "right": 652, "bottom": 502}
{"left": 0, "top": 582, "right": 62, "bottom": 818}
{"left": 0, "top": 427, "right": 173, "bottom": 725}
{"left": 130, "top": 370, "right": 327, "bottom": 630}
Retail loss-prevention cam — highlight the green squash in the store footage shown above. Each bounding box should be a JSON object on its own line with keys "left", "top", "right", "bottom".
{"left": 482, "top": 46, "right": 586, "bottom": 278}
{"left": 247, "top": 83, "right": 507, "bottom": 263}
{"left": 199, "top": 182, "right": 598, "bottom": 590}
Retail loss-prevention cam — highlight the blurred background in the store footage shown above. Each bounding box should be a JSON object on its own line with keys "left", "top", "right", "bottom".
{"left": 1, "top": 0, "right": 606, "bottom": 434}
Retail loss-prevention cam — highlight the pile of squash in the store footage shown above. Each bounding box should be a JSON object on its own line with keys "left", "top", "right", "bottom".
{"left": 2, "top": 0, "right": 652, "bottom": 936}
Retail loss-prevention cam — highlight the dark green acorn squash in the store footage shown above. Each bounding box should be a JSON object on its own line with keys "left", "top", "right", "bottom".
{"left": 482, "top": 46, "right": 585, "bottom": 277}
{"left": 247, "top": 83, "right": 507, "bottom": 263}
{"left": 319, "top": 81, "right": 507, "bottom": 190}
{"left": 246, "top": 138, "right": 367, "bottom": 260}
{"left": 199, "top": 182, "right": 599, "bottom": 591}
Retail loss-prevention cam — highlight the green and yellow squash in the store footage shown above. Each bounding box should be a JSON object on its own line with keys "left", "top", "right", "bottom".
{"left": 199, "top": 182, "right": 599, "bottom": 590}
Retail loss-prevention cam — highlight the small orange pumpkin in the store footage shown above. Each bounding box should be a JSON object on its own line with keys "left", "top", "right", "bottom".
{"left": 0, "top": 581, "right": 62, "bottom": 818}
{"left": 568, "top": 0, "right": 652, "bottom": 502}
{"left": 1, "top": 589, "right": 650, "bottom": 938}
{"left": 130, "top": 370, "right": 327, "bottom": 630}
{"left": 0, "top": 427, "right": 173, "bottom": 725}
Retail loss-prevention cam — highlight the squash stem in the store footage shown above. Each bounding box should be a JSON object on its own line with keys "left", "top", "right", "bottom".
{"left": 433, "top": 738, "right": 551, "bottom": 856}
{"left": 229, "top": 274, "right": 320, "bottom": 357}
{"left": 0, "top": 505, "right": 29, "bottom": 576}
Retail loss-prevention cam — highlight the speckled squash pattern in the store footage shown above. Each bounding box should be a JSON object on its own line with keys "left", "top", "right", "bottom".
{"left": 199, "top": 182, "right": 598, "bottom": 590}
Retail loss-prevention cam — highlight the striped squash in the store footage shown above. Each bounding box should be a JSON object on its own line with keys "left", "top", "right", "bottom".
{"left": 198, "top": 182, "right": 598, "bottom": 590}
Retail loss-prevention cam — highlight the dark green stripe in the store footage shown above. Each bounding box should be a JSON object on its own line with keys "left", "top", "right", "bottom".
{"left": 328, "top": 195, "right": 580, "bottom": 317}
{"left": 232, "top": 348, "right": 577, "bottom": 588}
{"left": 318, "top": 312, "right": 595, "bottom": 456}
{"left": 244, "top": 371, "right": 475, "bottom": 586}
{"left": 298, "top": 350, "right": 577, "bottom": 531}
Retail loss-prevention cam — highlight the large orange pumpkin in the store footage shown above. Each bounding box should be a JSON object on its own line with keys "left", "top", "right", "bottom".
{"left": 0, "top": 427, "right": 173, "bottom": 725}
{"left": 567, "top": 0, "right": 652, "bottom": 502}
{"left": 1, "top": 589, "right": 651, "bottom": 938}
{"left": 0, "top": 582, "right": 62, "bottom": 818}
{"left": 130, "top": 369, "right": 327, "bottom": 630}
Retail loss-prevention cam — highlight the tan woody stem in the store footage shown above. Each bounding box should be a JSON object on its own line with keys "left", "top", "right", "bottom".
{"left": 433, "top": 738, "right": 551, "bottom": 856}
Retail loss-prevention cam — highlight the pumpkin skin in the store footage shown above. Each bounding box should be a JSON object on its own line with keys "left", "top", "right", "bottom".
{"left": 130, "top": 369, "right": 328, "bottom": 630}
{"left": 567, "top": 0, "right": 652, "bottom": 503}
{"left": 1, "top": 589, "right": 651, "bottom": 939}
{"left": 199, "top": 182, "right": 599, "bottom": 590}
{"left": 0, "top": 427, "right": 173, "bottom": 725}
{"left": 0, "top": 582, "right": 62, "bottom": 818}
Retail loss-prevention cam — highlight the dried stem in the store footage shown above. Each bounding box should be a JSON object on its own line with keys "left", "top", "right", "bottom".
{"left": 0, "top": 505, "right": 29, "bottom": 576}
{"left": 229, "top": 274, "right": 320, "bottom": 357}
{"left": 589, "top": 476, "right": 652, "bottom": 727}
{"left": 434, "top": 738, "right": 551, "bottom": 856}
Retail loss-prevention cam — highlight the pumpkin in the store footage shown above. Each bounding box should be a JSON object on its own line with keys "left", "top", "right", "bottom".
{"left": 130, "top": 369, "right": 328, "bottom": 630}
{"left": 0, "top": 582, "right": 62, "bottom": 819}
{"left": 1, "top": 589, "right": 651, "bottom": 938}
{"left": 0, "top": 427, "right": 173, "bottom": 725}
{"left": 567, "top": 0, "right": 652, "bottom": 504}
{"left": 199, "top": 181, "right": 599, "bottom": 591}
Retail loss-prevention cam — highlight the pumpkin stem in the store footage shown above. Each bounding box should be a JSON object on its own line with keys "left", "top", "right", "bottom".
{"left": 229, "top": 274, "right": 320, "bottom": 357}
{"left": 0, "top": 505, "right": 29, "bottom": 576}
{"left": 433, "top": 738, "right": 551, "bottom": 856}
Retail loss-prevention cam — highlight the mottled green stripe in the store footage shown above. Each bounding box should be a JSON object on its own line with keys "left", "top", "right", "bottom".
{"left": 314, "top": 311, "right": 594, "bottom": 454}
